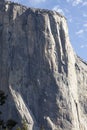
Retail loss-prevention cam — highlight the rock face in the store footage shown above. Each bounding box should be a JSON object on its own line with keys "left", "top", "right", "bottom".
{"left": 0, "top": 1, "right": 87, "bottom": 130}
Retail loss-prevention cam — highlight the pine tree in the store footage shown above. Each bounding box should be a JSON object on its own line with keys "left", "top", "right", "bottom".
{"left": 21, "top": 119, "right": 28, "bottom": 130}
{"left": 0, "top": 90, "right": 17, "bottom": 130}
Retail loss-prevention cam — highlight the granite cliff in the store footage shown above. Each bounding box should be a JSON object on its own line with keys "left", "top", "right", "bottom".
{"left": 0, "top": 0, "right": 87, "bottom": 130}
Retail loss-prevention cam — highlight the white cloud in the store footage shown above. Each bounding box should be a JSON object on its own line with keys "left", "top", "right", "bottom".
{"left": 66, "top": 0, "right": 71, "bottom": 2}
{"left": 80, "top": 44, "right": 87, "bottom": 48}
{"left": 72, "top": 0, "right": 83, "bottom": 6}
{"left": 82, "top": 1, "right": 87, "bottom": 6}
{"left": 10, "top": 0, "right": 46, "bottom": 3}
{"left": 83, "top": 13, "right": 87, "bottom": 17}
{"left": 10, "top": 0, "right": 20, "bottom": 2}
{"left": 32, "top": 0, "right": 46, "bottom": 3}
{"left": 83, "top": 24, "right": 87, "bottom": 27}
{"left": 10, "top": 0, "right": 26, "bottom": 3}
{"left": 53, "top": 5, "right": 64, "bottom": 15}
{"left": 69, "top": 17, "right": 73, "bottom": 22}
{"left": 66, "top": 14, "right": 73, "bottom": 23}
{"left": 76, "top": 29, "right": 84, "bottom": 35}
{"left": 66, "top": 0, "right": 83, "bottom": 6}
{"left": 66, "top": 0, "right": 87, "bottom": 6}
{"left": 27, "top": 0, "right": 46, "bottom": 4}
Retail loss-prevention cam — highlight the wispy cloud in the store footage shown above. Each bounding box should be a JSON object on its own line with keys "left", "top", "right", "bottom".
{"left": 53, "top": 5, "right": 73, "bottom": 23}
{"left": 66, "top": 0, "right": 71, "bottom": 2}
{"left": 72, "top": 0, "right": 83, "bottom": 6}
{"left": 66, "top": 0, "right": 83, "bottom": 6}
{"left": 53, "top": 5, "right": 64, "bottom": 15}
{"left": 69, "top": 17, "right": 73, "bottom": 22}
{"left": 27, "top": 0, "right": 46, "bottom": 5}
{"left": 67, "top": 14, "right": 73, "bottom": 23}
{"left": 10, "top": 0, "right": 46, "bottom": 3}
{"left": 31, "top": 0, "right": 46, "bottom": 3}
{"left": 67, "top": 0, "right": 87, "bottom": 7}
{"left": 82, "top": 1, "right": 87, "bottom": 6}
{"left": 83, "top": 13, "right": 87, "bottom": 17}
{"left": 10, "top": 0, "right": 20, "bottom": 2}
{"left": 83, "top": 23, "right": 87, "bottom": 27}
{"left": 76, "top": 29, "right": 84, "bottom": 35}
{"left": 80, "top": 44, "right": 87, "bottom": 48}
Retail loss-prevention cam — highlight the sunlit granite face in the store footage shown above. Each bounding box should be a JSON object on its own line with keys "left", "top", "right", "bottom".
{"left": 0, "top": 1, "right": 87, "bottom": 130}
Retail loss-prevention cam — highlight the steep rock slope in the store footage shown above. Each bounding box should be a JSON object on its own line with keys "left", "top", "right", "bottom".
{"left": 0, "top": 1, "right": 87, "bottom": 130}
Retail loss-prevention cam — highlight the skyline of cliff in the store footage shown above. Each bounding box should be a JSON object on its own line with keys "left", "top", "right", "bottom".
{"left": 6, "top": 0, "right": 87, "bottom": 62}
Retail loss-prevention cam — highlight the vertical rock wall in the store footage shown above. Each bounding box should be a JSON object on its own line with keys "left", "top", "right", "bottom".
{"left": 0, "top": 1, "right": 87, "bottom": 130}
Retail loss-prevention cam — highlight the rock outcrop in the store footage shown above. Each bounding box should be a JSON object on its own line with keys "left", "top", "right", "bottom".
{"left": 0, "top": 1, "right": 87, "bottom": 130}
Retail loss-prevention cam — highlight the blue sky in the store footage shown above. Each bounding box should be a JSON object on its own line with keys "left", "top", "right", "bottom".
{"left": 9, "top": 0, "right": 87, "bottom": 61}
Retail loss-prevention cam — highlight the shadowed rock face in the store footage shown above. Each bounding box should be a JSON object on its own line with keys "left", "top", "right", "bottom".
{"left": 0, "top": 1, "right": 87, "bottom": 130}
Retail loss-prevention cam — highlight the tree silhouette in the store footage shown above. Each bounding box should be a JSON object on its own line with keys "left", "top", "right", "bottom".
{"left": 0, "top": 90, "right": 28, "bottom": 130}
{"left": 0, "top": 90, "right": 17, "bottom": 130}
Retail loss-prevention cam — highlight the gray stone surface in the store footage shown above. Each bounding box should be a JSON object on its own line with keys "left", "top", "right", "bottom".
{"left": 0, "top": 1, "right": 87, "bottom": 130}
